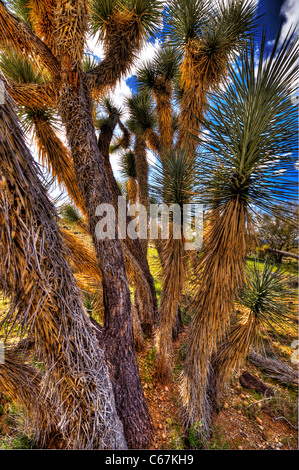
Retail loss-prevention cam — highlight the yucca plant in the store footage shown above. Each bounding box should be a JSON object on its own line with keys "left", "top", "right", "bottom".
{"left": 126, "top": 92, "right": 159, "bottom": 254}
{"left": 0, "top": 0, "right": 163, "bottom": 448}
{"left": 211, "top": 257, "right": 297, "bottom": 411}
{"left": 126, "top": 91, "right": 159, "bottom": 152}
{"left": 136, "top": 45, "right": 179, "bottom": 150}
{"left": 181, "top": 30, "right": 298, "bottom": 434}
{"left": 88, "top": 0, "right": 163, "bottom": 92}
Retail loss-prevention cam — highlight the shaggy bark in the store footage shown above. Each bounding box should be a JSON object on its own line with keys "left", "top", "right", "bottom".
{"left": 58, "top": 68, "right": 152, "bottom": 449}
{"left": 97, "top": 110, "right": 148, "bottom": 346}
{"left": 0, "top": 93, "right": 126, "bottom": 449}
{"left": 98, "top": 112, "right": 158, "bottom": 329}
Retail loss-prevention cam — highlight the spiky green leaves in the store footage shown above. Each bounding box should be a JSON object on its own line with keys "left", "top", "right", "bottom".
{"left": 90, "top": 0, "right": 162, "bottom": 41}
{"left": 59, "top": 203, "right": 83, "bottom": 224}
{"left": 165, "top": 0, "right": 257, "bottom": 55}
{"left": 164, "top": 0, "right": 210, "bottom": 52}
{"left": 90, "top": 0, "right": 116, "bottom": 37}
{"left": 0, "top": 51, "right": 46, "bottom": 84}
{"left": 94, "top": 96, "right": 124, "bottom": 131}
{"left": 82, "top": 54, "right": 100, "bottom": 72}
{"left": 136, "top": 45, "right": 179, "bottom": 95}
{"left": 196, "top": 30, "right": 298, "bottom": 211}
{"left": 151, "top": 149, "right": 198, "bottom": 208}
{"left": 132, "top": 0, "right": 163, "bottom": 37}
{"left": 6, "top": 0, "right": 33, "bottom": 27}
{"left": 240, "top": 256, "right": 297, "bottom": 336}
{"left": 212, "top": 0, "right": 259, "bottom": 50}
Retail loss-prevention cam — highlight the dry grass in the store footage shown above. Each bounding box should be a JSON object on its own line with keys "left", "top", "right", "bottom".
{"left": 0, "top": 348, "right": 59, "bottom": 446}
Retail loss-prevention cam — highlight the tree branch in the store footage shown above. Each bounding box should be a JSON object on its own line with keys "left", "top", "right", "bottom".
{"left": 0, "top": 1, "right": 61, "bottom": 81}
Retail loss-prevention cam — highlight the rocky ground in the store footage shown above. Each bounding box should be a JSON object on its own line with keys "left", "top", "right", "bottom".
{"left": 137, "top": 327, "right": 298, "bottom": 451}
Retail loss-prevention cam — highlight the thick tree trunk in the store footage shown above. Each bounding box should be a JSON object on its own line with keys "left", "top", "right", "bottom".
{"left": 58, "top": 69, "right": 152, "bottom": 448}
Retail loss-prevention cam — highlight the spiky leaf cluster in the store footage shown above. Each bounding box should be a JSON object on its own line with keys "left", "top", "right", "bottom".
{"left": 195, "top": 31, "right": 298, "bottom": 212}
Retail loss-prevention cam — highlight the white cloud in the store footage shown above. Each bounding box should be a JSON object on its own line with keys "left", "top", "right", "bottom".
{"left": 86, "top": 36, "right": 161, "bottom": 111}
{"left": 147, "top": 149, "right": 156, "bottom": 166}
{"left": 280, "top": 0, "right": 299, "bottom": 41}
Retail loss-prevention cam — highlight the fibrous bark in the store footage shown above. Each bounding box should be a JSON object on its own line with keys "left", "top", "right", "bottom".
{"left": 58, "top": 68, "right": 153, "bottom": 449}
{"left": 0, "top": 92, "right": 126, "bottom": 449}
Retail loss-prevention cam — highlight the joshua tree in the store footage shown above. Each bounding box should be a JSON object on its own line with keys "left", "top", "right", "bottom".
{"left": 210, "top": 257, "right": 297, "bottom": 413}
{"left": 136, "top": 45, "right": 179, "bottom": 151}
{"left": 166, "top": 0, "right": 258, "bottom": 153}
{"left": 128, "top": 0, "right": 259, "bottom": 384}
{"left": 181, "top": 30, "right": 298, "bottom": 434}
{"left": 97, "top": 96, "right": 157, "bottom": 334}
{"left": 151, "top": 149, "right": 197, "bottom": 383}
{"left": 119, "top": 150, "right": 138, "bottom": 206}
{"left": 0, "top": 0, "right": 163, "bottom": 448}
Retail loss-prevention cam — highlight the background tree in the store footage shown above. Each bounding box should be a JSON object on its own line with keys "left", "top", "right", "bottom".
{"left": 256, "top": 203, "right": 298, "bottom": 262}
{"left": 0, "top": 92, "right": 126, "bottom": 449}
{"left": 130, "top": 0, "right": 260, "bottom": 386}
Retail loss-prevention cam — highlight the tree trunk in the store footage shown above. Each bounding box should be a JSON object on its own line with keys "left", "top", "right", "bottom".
{"left": 58, "top": 68, "right": 152, "bottom": 448}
